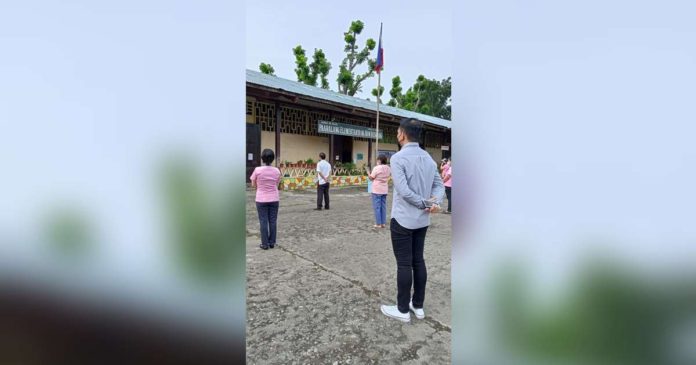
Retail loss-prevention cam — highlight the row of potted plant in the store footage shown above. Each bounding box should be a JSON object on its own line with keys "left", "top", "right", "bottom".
{"left": 333, "top": 162, "right": 368, "bottom": 176}
{"left": 278, "top": 160, "right": 375, "bottom": 176}
{"left": 279, "top": 158, "right": 316, "bottom": 169}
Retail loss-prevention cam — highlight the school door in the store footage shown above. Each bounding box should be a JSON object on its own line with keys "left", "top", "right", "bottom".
{"left": 333, "top": 135, "right": 353, "bottom": 163}
{"left": 246, "top": 123, "right": 261, "bottom": 182}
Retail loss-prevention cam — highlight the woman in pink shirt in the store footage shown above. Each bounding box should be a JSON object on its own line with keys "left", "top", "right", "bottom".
{"left": 368, "top": 154, "right": 392, "bottom": 228}
{"left": 442, "top": 159, "right": 452, "bottom": 214}
{"left": 250, "top": 149, "right": 281, "bottom": 250}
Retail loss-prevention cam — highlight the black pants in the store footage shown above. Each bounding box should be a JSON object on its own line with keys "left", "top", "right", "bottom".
{"left": 256, "top": 201, "right": 279, "bottom": 247}
{"left": 390, "top": 218, "right": 428, "bottom": 314}
{"left": 317, "top": 183, "right": 330, "bottom": 209}
{"left": 445, "top": 186, "right": 451, "bottom": 212}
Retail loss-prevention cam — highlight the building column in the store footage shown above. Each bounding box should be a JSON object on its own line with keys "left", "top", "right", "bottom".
{"left": 368, "top": 120, "right": 374, "bottom": 169}
{"left": 328, "top": 112, "right": 334, "bottom": 165}
{"left": 329, "top": 135, "right": 334, "bottom": 165}
{"left": 275, "top": 102, "right": 281, "bottom": 167}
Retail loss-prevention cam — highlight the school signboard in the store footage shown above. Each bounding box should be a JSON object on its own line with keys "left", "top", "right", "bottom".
{"left": 318, "top": 120, "right": 383, "bottom": 140}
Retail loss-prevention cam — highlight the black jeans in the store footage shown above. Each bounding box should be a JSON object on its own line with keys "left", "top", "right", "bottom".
{"left": 317, "top": 183, "right": 330, "bottom": 209}
{"left": 445, "top": 186, "right": 451, "bottom": 212}
{"left": 390, "top": 218, "right": 428, "bottom": 314}
{"left": 256, "top": 201, "right": 279, "bottom": 247}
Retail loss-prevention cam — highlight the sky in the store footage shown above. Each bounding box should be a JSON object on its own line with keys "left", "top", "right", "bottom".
{"left": 246, "top": 0, "right": 453, "bottom": 100}
{"left": 0, "top": 0, "right": 245, "bottom": 333}
{"left": 451, "top": 1, "right": 696, "bottom": 361}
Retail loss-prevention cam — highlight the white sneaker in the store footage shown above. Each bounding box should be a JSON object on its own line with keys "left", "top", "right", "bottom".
{"left": 409, "top": 301, "right": 425, "bottom": 319}
{"left": 380, "top": 305, "right": 411, "bottom": 323}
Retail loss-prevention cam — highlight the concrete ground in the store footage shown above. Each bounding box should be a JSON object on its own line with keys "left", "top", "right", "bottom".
{"left": 246, "top": 186, "right": 451, "bottom": 365}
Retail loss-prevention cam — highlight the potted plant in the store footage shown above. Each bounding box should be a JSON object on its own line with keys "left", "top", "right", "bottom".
{"left": 305, "top": 158, "right": 315, "bottom": 168}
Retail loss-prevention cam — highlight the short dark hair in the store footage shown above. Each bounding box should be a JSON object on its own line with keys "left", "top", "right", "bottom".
{"left": 398, "top": 118, "right": 422, "bottom": 142}
{"left": 377, "top": 154, "right": 388, "bottom": 165}
{"left": 261, "top": 149, "right": 275, "bottom": 165}
{"left": 319, "top": 152, "right": 326, "bottom": 160}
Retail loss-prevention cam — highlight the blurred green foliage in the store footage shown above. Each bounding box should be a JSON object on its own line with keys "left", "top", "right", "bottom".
{"left": 494, "top": 259, "right": 696, "bottom": 365}
{"left": 43, "top": 206, "right": 93, "bottom": 258}
{"left": 160, "top": 155, "right": 244, "bottom": 284}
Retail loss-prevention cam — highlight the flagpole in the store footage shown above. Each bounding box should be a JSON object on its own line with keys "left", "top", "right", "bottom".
{"left": 374, "top": 22, "right": 383, "bottom": 169}
{"left": 375, "top": 71, "right": 380, "bottom": 168}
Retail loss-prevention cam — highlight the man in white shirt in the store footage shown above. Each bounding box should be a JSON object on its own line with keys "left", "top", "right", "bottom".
{"left": 315, "top": 152, "right": 331, "bottom": 210}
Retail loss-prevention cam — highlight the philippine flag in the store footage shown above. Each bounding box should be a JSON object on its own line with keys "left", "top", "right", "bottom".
{"left": 375, "top": 23, "right": 384, "bottom": 74}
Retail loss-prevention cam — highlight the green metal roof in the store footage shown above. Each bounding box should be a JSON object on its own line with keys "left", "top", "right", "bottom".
{"left": 247, "top": 69, "right": 451, "bottom": 129}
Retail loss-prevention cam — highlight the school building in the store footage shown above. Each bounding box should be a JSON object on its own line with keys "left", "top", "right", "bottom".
{"left": 246, "top": 69, "right": 451, "bottom": 180}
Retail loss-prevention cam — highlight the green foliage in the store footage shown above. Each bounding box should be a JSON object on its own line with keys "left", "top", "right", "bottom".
{"left": 259, "top": 62, "right": 275, "bottom": 75}
{"left": 371, "top": 85, "right": 385, "bottom": 103}
{"left": 293, "top": 46, "right": 313, "bottom": 85}
{"left": 387, "top": 76, "right": 403, "bottom": 107}
{"left": 259, "top": 19, "right": 379, "bottom": 96}
{"left": 389, "top": 75, "right": 451, "bottom": 120}
{"left": 332, "top": 160, "right": 365, "bottom": 176}
{"left": 292, "top": 45, "right": 331, "bottom": 89}
{"left": 311, "top": 49, "right": 331, "bottom": 89}
{"left": 494, "top": 259, "right": 696, "bottom": 365}
{"left": 160, "top": 156, "right": 236, "bottom": 282}
{"left": 337, "top": 20, "right": 377, "bottom": 96}
{"left": 44, "top": 205, "right": 93, "bottom": 258}
{"left": 305, "top": 158, "right": 315, "bottom": 164}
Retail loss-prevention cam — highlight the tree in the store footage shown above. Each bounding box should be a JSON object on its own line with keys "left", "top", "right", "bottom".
{"left": 337, "top": 20, "right": 377, "bottom": 96}
{"left": 259, "top": 62, "right": 275, "bottom": 75}
{"left": 292, "top": 46, "right": 331, "bottom": 89}
{"left": 387, "top": 76, "right": 403, "bottom": 107}
{"left": 388, "top": 75, "right": 451, "bottom": 120}
{"left": 371, "top": 85, "right": 385, "bottom": 104}
{"left": 310, "top": 49, "right": 331, "bottom": 89}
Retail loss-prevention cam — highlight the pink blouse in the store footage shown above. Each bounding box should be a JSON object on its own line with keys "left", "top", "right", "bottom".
{"left": 370, "top": 164, "right": 391, "bottom": 195}
{"left": 443, "top": 165, "right": 452, "bottom": 188}
{"left": 250, "top": 166, "right": 281, "bottom": 202}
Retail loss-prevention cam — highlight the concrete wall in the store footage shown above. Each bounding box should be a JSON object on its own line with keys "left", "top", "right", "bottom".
{"left": 260, "top": 132, "right": 329, "bottom": 164}
{"left": 378, "top": 143, "right": 399, "bottom": 154}
{"left": 260, "top": 131, "right": 275, "bottom": 154}
{"left": 283, "top": 134, "right": 329, "bottom": 164}
{"left": 255, "top": 131, "right": 413, "bottom": 167}
{"left": 352, "top": 141, "right": 403, "bottom": 166}
{"left": 425, "top": 147, "right": 442, "bottom": 162}
{"left": 353, "top": 140, "right": 369, "bottom": 168}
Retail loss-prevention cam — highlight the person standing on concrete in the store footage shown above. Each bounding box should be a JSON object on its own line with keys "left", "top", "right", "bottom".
{"left": 380, "top": 118, "right": 445, "bottom": 323}
{"left": 440, "top": 158, "right": 449, "bottom": 176}
{"left": 250, "top": 149, "right": 282, "bottom": 250}
{"left": 368, "top": 154, "right": 392, "bottom": 228}
{"left": 315, "top": 152, "right": 331, "bottom": 211}
{"left": 443, "top": 159, "right": 452, "bottom": 214}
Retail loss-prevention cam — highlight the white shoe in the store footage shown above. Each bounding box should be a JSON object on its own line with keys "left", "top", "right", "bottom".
{"left": 380, "top": 305, "right": 410, "bottom": 323}
{"left": 409, "top": 301, "right": 425, "bottom": 319}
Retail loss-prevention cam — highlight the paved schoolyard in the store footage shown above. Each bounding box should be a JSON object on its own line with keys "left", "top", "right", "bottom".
{"left": 246, "top": 186, "right": 451, "bottom": 364}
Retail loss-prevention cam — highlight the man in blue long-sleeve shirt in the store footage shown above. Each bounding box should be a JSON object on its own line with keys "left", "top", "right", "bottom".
{"left": 380, "top": 118, "right": 445, "bottom": 323}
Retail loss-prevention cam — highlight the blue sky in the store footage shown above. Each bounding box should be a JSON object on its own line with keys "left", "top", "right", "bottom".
{"left": 451, "top": 2, "right": 696, "bottom": 361}
{"left": 0, "top": 1, "right": 245, "bottom": 325}
{"left": 246, "top": 0, "right": 453, "bottom": 100}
